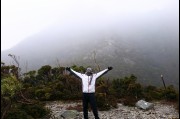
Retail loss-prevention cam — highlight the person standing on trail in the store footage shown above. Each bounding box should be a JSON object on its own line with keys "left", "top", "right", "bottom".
{"left": 66, "top": 66, "right": 113, "bottom": 119}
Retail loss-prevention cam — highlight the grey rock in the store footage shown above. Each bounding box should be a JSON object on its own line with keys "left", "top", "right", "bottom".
{"left": 61, "top": 110, "right": 79, "bottom": 119}
{"left": 135, "top": 100, "right": 154, "bottom": 110}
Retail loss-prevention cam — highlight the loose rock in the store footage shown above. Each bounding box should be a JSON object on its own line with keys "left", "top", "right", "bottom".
{"left": 45, "top": 101, "right": 179, "bottom": 119}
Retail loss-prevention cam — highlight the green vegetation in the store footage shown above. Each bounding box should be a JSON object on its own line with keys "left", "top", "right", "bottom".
{"left": 1, "top": 62, "right": 179, "bottom": 118}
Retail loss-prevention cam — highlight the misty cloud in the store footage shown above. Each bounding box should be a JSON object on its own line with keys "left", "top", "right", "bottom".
{"left": 1, "top": 0, "right": 179, "bottom": 50}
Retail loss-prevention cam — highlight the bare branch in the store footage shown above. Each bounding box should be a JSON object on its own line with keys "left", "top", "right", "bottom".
{"left": 93, "top": 51, "right": 101, "bottom": 72}
{"left": 8, "top": 54, "right": 21, "bottom": 79}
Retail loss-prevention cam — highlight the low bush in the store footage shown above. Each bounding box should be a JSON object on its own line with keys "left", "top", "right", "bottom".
{"left": 96, "top": 93, "right": 110, "bottom": 111}
{"left": 163, "top": 85, "right": 178, "bottom": 101}
{"left": 122, "top": 96, "right": 138, "bottom": 106}
{"left": 6, "top": 109, "right": 33, "bottom": 119}
{"left": 21, "top": 103, "right": 50, "bottom": 118}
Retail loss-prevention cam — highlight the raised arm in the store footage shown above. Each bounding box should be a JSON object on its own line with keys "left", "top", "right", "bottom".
{"left": 95, "top": 67, "right": 113, "bottom": 79}
{"left": 66, "top": 67, "right": 83, "bottom": 79}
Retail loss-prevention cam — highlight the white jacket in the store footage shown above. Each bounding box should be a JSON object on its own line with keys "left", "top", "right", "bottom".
{"left": 70, "top": 68, "right": 109, "bottom": 93}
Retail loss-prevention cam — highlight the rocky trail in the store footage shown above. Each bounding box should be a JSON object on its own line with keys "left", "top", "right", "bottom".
{"left": 45, "top": 100, "right": 179, "bottom": 119}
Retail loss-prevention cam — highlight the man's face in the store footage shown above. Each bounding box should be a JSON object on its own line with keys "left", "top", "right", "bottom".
{"left": 86, "top": 68, "right": 93, "bottom": 76}
{"left": 86, "top": 68, "right": 92, "bottom": 73}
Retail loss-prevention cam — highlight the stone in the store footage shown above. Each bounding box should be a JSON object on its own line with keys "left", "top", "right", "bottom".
{"left": 61, "top": 110, "right": 79, "bottom": 119}
{"left": 135, "top": 100, "right": 154, "bottom": 110}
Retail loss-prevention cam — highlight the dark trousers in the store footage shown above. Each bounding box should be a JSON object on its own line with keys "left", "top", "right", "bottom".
{"left": 82, "top": 93, "right": 99, "bottom": 119}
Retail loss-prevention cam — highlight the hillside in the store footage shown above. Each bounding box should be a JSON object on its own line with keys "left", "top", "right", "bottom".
{"left": 1, "top": 24, "right": 179, "bottom": 88}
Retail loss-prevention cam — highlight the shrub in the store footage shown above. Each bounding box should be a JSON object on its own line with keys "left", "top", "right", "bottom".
{"left": 45, "top": 93, "right": 51, "bottom": 100}
{"left": 6, "top": 109, "right": 33, "bottom": 119}
{"left": 107, "top": 95, "right": 118, "bottom": 108}
{"left": 143, "top": 85, "right": 164, "bottom": 101}
{"left": 123, "top": 96, "right": 138, "bottom": 106}
{"left": 21, "top": 103, "right": 50, "bottom": 118}
{"left": 62, "top": 89, "right": 72, "bottom": 100}
{"left": 35, "top": 89, "right": 46, "bottom": 100}
{"left": 96, "top": 93, "right": 110, "bottom": 111}
{"left": 127, "top": 83, "right": 143, "bottom": 99}
{"left": 1, "top": 76, "right": 22, "bottom": 97}
{"left": 111, "top": 74, "right": 142, "bottom": 99}
{"left": 163, "top": 85, "right": 178, "bottom": 101}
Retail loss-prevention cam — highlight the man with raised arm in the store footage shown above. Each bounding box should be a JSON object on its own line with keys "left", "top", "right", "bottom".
{"left": 66, "top": 66, "right": 113, "bottom": 119}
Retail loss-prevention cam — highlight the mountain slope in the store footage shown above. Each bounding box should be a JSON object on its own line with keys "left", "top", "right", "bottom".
{"left": 1, "top": 25, "right": 179, "bottom": 88}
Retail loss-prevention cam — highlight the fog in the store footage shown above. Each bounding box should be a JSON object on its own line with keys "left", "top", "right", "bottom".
{"left": 1, "top": 0, "right": 179, "bottom": 50}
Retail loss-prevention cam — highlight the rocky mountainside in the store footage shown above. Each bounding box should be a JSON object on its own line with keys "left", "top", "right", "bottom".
{"left": 1, "top": 25, "right": 179, "bottom": 88}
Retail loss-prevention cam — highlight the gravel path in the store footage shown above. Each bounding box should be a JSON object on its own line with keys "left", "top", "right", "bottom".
{"left": 45, "top": 101, "right": 179, "bottom": 119}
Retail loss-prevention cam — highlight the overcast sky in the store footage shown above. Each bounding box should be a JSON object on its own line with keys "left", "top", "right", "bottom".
{"left": 1, "top": 0, "right": 179, "bottom": 51}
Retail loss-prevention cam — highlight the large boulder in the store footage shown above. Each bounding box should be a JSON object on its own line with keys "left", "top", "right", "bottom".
{"left": 135, "top": 100, "right": 154, "bottom": 110}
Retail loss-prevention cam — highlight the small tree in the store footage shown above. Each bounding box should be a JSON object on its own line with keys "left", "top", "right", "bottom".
{"left": 37, "top": 65, "right": 52, "bottom": 83}
{"left": 1, "top": 76, "right": 22, "bottom": 119}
